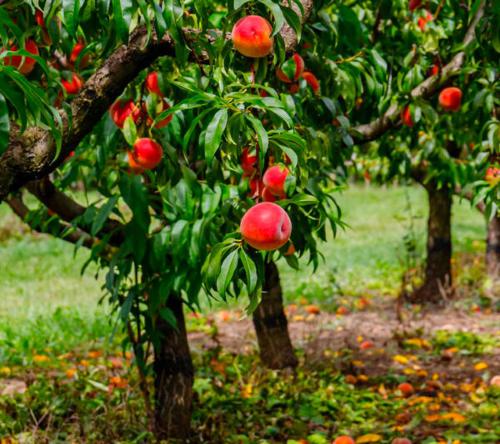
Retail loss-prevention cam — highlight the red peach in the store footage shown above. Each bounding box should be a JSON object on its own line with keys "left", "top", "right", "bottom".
{"left": 276, "top": 53, "right": 305, "bottom": 83}
{"left": 409, "top": 0, "right": 422, "bottom": 11}
{"left": 62, "top": 73, "right": 84, "bottom": 95}
{"left": 4, "top": 40, "right": 39, "bottom": 75}
{"left": 392, "top": 439, "right": 412, "bottom": 444}
{"left": 288, "top": 83, "right": 300, "bottom": 94}
{"left": 145, "top": 71, "right": 163, "bottom": 96}
{"left": 302, "top": 71, "right": 320, "bottom": 94}
{"left": 438, "top": 87, "right": 462, "bottom": 112}
{"left": 284, "top": 243, "right": 296, "bottom": 256}
{"left": 360, "top": 340, "right": 374, "bottom": 350}
{"left": 35, "top": 10, "right": 45, "bottom": 27}
{"left": 398, "top": 382, "right": 415, "bottom": 397}
{"left": 332, "top": 437, "right": 355, "bottom": 444}
{"left": 263, "top": 165, "right": 289, "bottom": 197}
{"left": 109, "top": 100, "right": 142, "bottom": 129}
{"left": 232, "top": 15, "right": 274, "bottom": 58}
{"left": 131, "top": 138, "right": 163, "bottom": 170}
{"left": 240, "top": 202, "right": 292, "bottom": 251}
{"left": 70, "top": 42, "right": 90, "bottom": 68}
{"left": 241, "top": 148, "right": 258, "bottom": 174}
{"left": 127, "top": 151, "right": 146, "bottom": 174}
{"left": 429, "top": 63, "right": 440, "bottom": 76}
{"left": 401, "top": 106, "right": 414, "bottom": 127}
{"left": 485, "top": 167, "right": 500, "bottom": 185}
{"left": 418, "top": 11, "right": 433, "bottom": 31}
{"left": 144, "top": 100, "right": 172, "bottom": 129}
{"left": 262, "top": 186, "right": 284, "bottom": 202}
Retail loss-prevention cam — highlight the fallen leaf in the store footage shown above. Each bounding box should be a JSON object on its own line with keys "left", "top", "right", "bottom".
{"left": 474, "top": 362, "right": 488, "bottom": 371}
{"left": 441, "top": 412, "right": 466, "bottom": 423}
{"left": 356, "top": 433, "right": 382, "bottom": 443}
{"left": 393, "top": 355, "right": 409, "bottom": 365}
{"left": 33, "top": 354, "right": 49, "bottom": 363}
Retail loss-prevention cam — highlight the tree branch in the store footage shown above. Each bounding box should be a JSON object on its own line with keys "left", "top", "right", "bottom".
{"left": 25, "top": 178, "right": 125, "bottom": 246}
{"left": 6, "top": 195, "right": 97, "bottom": 249}
{"left": 351, "top": 0, "right": 485, "bottom": 143}
{"left": 0, "top": 1, "right": 315, "bottom": 204}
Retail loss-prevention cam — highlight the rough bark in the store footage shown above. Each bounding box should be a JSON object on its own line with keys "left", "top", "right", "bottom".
{"left": 351, "top": 0, "right": 485, "bottom": 142}
{"left": 486, "top": 214, "right": 500, "bottom": 282}
{"left": 252, "top": 261, "right": 298, "bottom": 369}
{"left": 409, "top": 183, "right": 453, "bottom": 304}
{"left": 153, "top": 295, "right": 194, "bottom": 441}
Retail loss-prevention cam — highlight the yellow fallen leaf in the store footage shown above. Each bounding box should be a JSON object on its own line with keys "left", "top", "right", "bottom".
{"left": 241, "top": 384, "right": 252, "bottom": 399}
{"left": 358, "top": 374, "right": 369, "bottom": 382}
{"left": 0, "top": 367, "right": 11, "bottom": 376}
{"left": 441, "top": 412, "right": 466, "bottom": 423}
{"left": 33, "top": 355, "right": 49, "bottom": 363}
{"left": 352, "top": 360, "right": 365, "bottom": 368}
{"left": 403, "top": 368, "right": 415, "bottom": 375}
{"left": 460, "top": 383, "right": 475, "bottom": 393}
{"left": 405, "top": 338, "right": 431, "bottom": 348}
{"left": 356, "top": 434, "right": 383, "bottom": 443}
{"left": 425, "top": 414, "right": 441, "bottom": 422}
{"left": 474, "top": 362, "right": 488, "bottom": 371}
{"left": 393, "top": 355, "right": 409, "bottom": 364}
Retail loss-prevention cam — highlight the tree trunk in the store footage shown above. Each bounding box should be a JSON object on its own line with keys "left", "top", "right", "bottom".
{"left": 486, "top": 214, "right": 500, "bottom": 282}
{"left": 409, "top": 183, "right": 453, "bottom": 304}
{"left": 252, "top": 261, "right": 298, "bottom": 369}
{"left": 153, "top": 295, "right": 194, "bottom": 442}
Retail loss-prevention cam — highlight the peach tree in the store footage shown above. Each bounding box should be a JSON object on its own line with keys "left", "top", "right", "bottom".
{"left": 0, "top": 0, "right": 498, "bottom": 441}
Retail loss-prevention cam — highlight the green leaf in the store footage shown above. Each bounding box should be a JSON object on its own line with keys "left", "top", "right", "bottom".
{"left": 259, "top": 0, "right": 285, "bottom": 36}
{"left": 234, "top": 0, "right": 252, "bottom": 9}
{"left": 119, "top": 174, "right": 150, "bottom": 232}
{"left": 204, "top": 108, "right": 228, "bottom": 161}
{"left": 0, "top": 93, "right": 9, "bottom": 156}
{"left": 247, "top": 115, "right": 269, "bottom": 154}
{"left": 91, "top": 195, "right": 119, "bottom": 236}
{"left": 62, "top": 0, "right": 80, "bottom": 36}
{"left": 216, "top": 249, "right": 239, "bottom": 297}
{"left": 282, "top": 6, "right": 301, "bottom": 41}
{"left": 239, "top": 249, "right": 258, "bottom": 296}
{"left": 112, "top": 0, "right": 129, "bottom": 42}
{"left": 159, "top": 306, "right": 178, "bottom": 329}
{"left": 122, "top": 116, "right": 137, "bottom": 146}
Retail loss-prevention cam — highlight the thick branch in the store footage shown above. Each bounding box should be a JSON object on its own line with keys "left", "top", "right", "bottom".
{"left": 351, "top": 1, "right": 485, "bottom": 143}
{"left": 0, "top": 1, "right": 314, "bottom": 203}
{"left": 26, "top": 178, "right": 124, "bottom": 246}
{"left": 6, "top": 196, "right": 96, "bottom": 249}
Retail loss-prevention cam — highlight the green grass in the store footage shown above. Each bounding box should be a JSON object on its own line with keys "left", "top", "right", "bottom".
{"left": 0, "top": 185, "right": 486, "bottom": 361}
{"left": 279, "top": 184, "right": 485, "bottom": 300}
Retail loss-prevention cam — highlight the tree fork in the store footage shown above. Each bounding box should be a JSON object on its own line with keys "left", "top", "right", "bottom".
{"left": 153, "top": 294, "right": 194, "bottom": 441}
{"left": 252, "top": 261, "right": 298, "bottom": 369}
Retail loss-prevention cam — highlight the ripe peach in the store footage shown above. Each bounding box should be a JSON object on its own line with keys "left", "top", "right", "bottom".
{"left": 276, "top": 53, "right": 305, "bottom": 83}
{"left": 262, "top": 187, "right": 281, "bottom": 202}
{"left": 438, "top": 87, "right": 462, "bottom": 112}
{"left": 409, "top": 0, "right": 422, "bottom": 11}
{"left": 490, "top": 375, "right": 500, "bottom": 386}
{"left": 127, "top": 151, "right": 146, "bottom": 174}
{"left": 145, "top": 71, "right": 163, "bottom": 96}
{"left": 131, "top": 138, "right": 163, "bottom": 170}
{"left": 232, "top": 15, "right": 274, "bottom": 58}
{"left": 4, "top": 39, "right": 39, "bottom": 75}
{"left": 360, "top": 340, "right": 374, "bottom": 350}
{"left": 332, "top": 437, "right": 355, "bottom": 444}
{"left": 398, "top": 382, "right": 414, "bottom": 397}
{"left": 263, "top": 165, "right": 289, "bottom": 197}
{"left": 35, "top": 10, "right": 45, "bottom": 27}
{"left": 392, "top": 439, "right": 412, "bottom": 444}
{"left": 144, "top": 100, "right": 172, "bottom": 129}
{"left": 284, "top": 243, "right": 296, "bottom": 256}
{"left": 305, "top": 305, "right": 320, "bottom": 315}
{"left": 70, "top": 42, "right": 90, "bottom": 68}
{"left": 429, "top": 63, "right": 439, "bottom": 76}
{"left": 485, "top": 167, "right": 500, "bottom": 185}
{"left": 241, "top": 148, "right": 258, "bottom": 174}
{"left": 62, "top": 73, "right": 84, "bottom": 95}
{"left": 240, "top": 202, "right": 292, "bottom": 251}
{"left": 109, "top": 99, "right": 142, "bottom": 129}
{"left": 418, "top": 11, "right": 433, "bottom": 31}
{"left": 401, "top": 106, "right": 414, "bottom": 127}
{"left": 302, "top": 71, "right": 320, "bottom": 94}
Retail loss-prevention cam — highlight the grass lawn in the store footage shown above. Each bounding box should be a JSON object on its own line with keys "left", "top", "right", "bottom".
{"left": 0, "top": 184, "right": 486, "bottom": 357}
